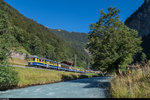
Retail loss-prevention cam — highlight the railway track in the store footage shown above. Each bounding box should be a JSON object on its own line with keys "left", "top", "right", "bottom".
{"left": 10, "top": 64, "right": 67, "bottom": 72}
{"left": 10, "top": 64, "right": 104, "bottom": 75}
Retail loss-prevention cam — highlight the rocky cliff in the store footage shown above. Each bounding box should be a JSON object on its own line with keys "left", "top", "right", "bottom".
{"left": 125, "top": 0, "right": 150, "bottom": 37}
{"left": 125, "top": 0, "right": 150, "bottom": 59}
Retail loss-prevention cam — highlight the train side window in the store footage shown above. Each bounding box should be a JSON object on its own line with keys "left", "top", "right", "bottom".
{"left": 33, "top": 58, "right": 35, "bottom": 61}
{"left": 40, "top": 59, "right": 42, "bottom": 62}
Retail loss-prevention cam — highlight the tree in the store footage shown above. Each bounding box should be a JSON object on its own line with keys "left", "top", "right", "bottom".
{"left": 0, "top": 10, "right": 12, "bottom": 61}
{"left": 87, "top": 7, "right": 142, "bottom": 74}
{"left": 140, "top": 52, "right": 147, "bottom": 63}
{"left": 0, "top": 10, "right": 19, "bottom": 90}
{"left": 45, "top": 44, "right": 56, "bottom": 60}
{"left": 29, "top": 34, "right": 43, "bottom": 56}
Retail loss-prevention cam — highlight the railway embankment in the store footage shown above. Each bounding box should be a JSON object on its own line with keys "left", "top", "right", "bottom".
{"left": 8, "top": 66, "right": 100, "bottom": 90}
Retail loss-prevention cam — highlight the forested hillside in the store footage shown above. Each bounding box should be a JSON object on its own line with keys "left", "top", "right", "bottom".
{"left": 51, "top": 29, "right": 90, "bottom": 65}
{"left": 0, "top": 0, "right": 88, "bottom": 68}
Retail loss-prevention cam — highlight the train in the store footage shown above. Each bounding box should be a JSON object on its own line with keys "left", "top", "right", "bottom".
{"left": 27, "top": 55, "right": 102, "bottom": 74}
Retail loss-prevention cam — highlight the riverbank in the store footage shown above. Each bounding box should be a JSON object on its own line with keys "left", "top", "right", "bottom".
{"left": 9, "top": 66, "right": 100, "bottom": 90}
{"left": 110, "top": 63, "right": 150, "bottom": 98}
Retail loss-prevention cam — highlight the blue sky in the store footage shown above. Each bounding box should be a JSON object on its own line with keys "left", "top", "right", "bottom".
{"left": 5, "top": 0, "right": 144, "bottom": 33}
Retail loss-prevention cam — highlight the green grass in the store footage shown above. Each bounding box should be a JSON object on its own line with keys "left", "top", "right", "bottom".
{"left": 110, "top": 63, "right": 150, "bottom": 98}
{"left": 10, "top": 66, "right": 100, "bottom": 88}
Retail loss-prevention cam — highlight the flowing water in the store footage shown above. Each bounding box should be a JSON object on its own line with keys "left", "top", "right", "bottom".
{"left": 0, "top": 76, "right": 113, "bottom": 98}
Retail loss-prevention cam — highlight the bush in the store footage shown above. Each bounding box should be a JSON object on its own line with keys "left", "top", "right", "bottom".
{"left": 0, "top": 62, "right": 19, "bottom": 90}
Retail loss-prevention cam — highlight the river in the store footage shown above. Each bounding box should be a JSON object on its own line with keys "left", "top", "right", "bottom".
{"left": 0, "top": 76, "right": 113, "bottom": 98}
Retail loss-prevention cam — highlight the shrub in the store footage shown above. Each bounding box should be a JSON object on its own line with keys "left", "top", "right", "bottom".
{"left": 0, "top": 62, "right": 19, "bottom": 90}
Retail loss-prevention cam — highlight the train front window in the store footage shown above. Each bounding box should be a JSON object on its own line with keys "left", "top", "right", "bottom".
{"left": 28, "top": 58, "right": 31, "bottom": 61}
{"left": 54, "top": 63, "right": 57, "bottom": 66}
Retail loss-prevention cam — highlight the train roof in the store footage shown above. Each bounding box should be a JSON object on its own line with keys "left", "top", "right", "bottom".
{"left": 28, "top": 55, "right": 58, "bottom": 63}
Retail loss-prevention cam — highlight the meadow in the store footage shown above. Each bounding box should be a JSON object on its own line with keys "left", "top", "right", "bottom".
{"left": 10, "top": 66, "right": 100, "bottom": 88}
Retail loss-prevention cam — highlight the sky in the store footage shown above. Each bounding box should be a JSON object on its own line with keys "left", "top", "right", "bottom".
{"left": 4, "top": 0, "right": 144, "bottom": 33}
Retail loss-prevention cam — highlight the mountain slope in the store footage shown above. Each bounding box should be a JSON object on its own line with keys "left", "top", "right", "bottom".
{"left": 0, "top": 0, "right": 88, "bottom": 68}
{"left": 51, "top": 29, "right": 90, "bottom": 62}
{"left": 125, "top": 0, "right": 150, "bottom": 37}
{"left": 125, "top": 0, "right": 150, "bottom": 59}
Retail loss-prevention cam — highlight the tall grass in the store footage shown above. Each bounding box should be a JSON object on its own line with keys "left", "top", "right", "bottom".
{"left": 110, "top": 62, "right": 150, "bottom": 98}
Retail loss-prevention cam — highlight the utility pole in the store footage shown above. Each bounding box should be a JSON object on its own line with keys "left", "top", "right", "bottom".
{"left": 87, "top": 61, "right": 89, "bottom": 70}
